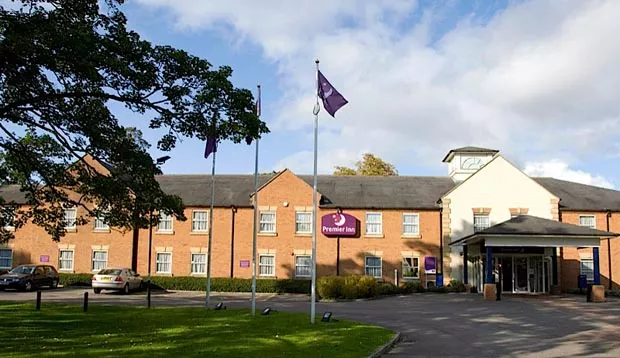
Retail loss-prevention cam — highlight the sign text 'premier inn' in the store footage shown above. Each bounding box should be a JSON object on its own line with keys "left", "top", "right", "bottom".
{"left": 321, "top": 210, "right": 358, "bottom": 237}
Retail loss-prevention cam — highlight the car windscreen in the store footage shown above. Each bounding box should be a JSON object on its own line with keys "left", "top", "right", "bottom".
{"left": 9, "top": 266, "right": 35, "bottom": 274}
{"left": 97, "top": 269, "right": 122, "bottom": 275}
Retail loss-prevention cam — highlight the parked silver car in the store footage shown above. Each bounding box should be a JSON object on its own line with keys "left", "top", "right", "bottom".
{"left": 91, "top": 268, "right": 142, "bottom": 294}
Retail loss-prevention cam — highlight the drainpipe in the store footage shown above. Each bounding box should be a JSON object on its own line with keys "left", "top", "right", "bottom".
{"left": 606, "top": 209, "right": 612, "bottom": 290}
{"left": 439, "top": 206, "right": 444, "bottom": 275}
{"left": 230, "top": 206, "right": 237, "bottom": 278}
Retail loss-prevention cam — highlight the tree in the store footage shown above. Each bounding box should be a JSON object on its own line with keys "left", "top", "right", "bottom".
{"left": 333, "top": 153, "right": 398, "bottom": 176}
{"left": 0, "top": 0, "right": 269, "bottom": 243}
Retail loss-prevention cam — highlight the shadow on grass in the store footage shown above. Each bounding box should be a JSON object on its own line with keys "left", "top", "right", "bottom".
{"left": 0, "top": 302, "right": 393, "bottom": 358}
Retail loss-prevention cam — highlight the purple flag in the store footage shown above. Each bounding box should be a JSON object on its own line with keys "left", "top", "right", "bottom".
{"left": 204, "top": 135, "right": 217, "bottom": 159}
{"left": 318, "top": 70, "right": 348, "bottom": 117}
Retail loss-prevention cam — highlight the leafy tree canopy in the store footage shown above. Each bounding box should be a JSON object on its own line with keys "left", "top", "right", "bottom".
{"left": 333, "top": 153, "right": 398, "bottom": 176}
{"left": 0, "top": 0, "right": 269, "bottom": 243}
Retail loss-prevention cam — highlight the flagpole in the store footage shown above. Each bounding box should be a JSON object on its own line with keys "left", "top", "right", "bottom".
{"left": 310, "top": 59, "right": 320, "bottom": 324}
{"left": 205, "top": 134, "right": 217, "bottom": 308}
{"left": 251, "top": 84, "right": 261, "bottom": 316}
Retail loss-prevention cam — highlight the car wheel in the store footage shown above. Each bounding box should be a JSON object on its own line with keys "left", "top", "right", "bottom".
{"left": 93, "top": 288, "right": 102, "bottom": 294}
{"left": 51, "top": 279, "right": 59, "bottom": 289}
{"left": 123, "top": 284, "right": 130, "bottom": 295}
{"left": 23, "top": 281, "right": 33, "bottom": 292}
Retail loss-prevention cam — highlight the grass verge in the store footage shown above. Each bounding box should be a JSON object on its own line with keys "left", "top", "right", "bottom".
{"left": 0, "top": 302, "right": 394, "bottom": 358}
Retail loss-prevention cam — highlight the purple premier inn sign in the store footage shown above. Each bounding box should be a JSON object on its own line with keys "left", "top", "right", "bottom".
{"left": 321, "top": 210, "right": 358, "bottom": 237}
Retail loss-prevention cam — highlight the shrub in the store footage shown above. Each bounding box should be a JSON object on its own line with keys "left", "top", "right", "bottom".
{"left": 59, "top": 273, "right": 311, "bottom": 294}
{"left": 378, "top": 282, "right": 401, "bottom": 296}
{"left": 427, "top": 285, "right": 447, "bottom": 293}
{"left": 447, "top": 280, "right": 467, "bottom": 293}
{"left": 342, "top": 275, "right": 361, "bottom": 299}
{"left": 317, "top": 276, "right": 344, "bottom": 299}
{"left": 356, "top": 275, "right": 379, "bottom": 298}
{"left": 401, "top": 281, "right": 426, "bottom": 293}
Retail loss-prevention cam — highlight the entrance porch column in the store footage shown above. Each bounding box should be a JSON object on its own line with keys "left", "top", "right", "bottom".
{"left": 463, "top": 245, "right": 468, "bottom": 285}
{"left": 483, "top": 246, "right": 496, "bottom": 300}
{"left": 551, "top": 248, "right": 558, "bottom": 285}
{"left": 593, "top": 247, "right": 601, "bottom": 285}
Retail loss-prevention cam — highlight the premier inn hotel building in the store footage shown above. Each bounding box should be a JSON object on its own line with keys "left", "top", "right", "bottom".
{"left": 2, "top": 147, "right": 620, "bottom": 296}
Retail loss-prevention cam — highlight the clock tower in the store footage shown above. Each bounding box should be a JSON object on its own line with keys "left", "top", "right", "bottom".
{"left": 442, "top": 146, "right": 499, "bottom": 182}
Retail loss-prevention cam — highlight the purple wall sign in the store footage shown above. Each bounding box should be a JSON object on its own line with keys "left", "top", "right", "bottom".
{"left": 424, "top": 257, "right": 436, "bottom": 274}
{"left": 239, "top": 260, "right": 250, "bottom": 268}
{"left": 40, "top": 255, "right": 50, "bottom": 263}
{"left": 321, "top": 210, "right": 358, "bottom": 237}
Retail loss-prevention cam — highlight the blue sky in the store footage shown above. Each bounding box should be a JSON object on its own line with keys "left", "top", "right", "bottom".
{"left": 110, "top": 0, "right": 619, "bottom": 188}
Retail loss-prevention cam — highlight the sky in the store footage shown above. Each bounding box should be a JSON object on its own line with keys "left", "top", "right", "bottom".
{"left": 44, "top": 1, "right": 620, "bottom": 187}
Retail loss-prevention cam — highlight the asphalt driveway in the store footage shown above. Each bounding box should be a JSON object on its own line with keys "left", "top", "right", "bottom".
{"left": 1, "top": 288, "right": 619, "bottom": 357}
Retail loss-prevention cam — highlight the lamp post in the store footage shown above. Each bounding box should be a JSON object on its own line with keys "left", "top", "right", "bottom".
{"left": 147, "top": 155, "right": 171, "bottom": 309}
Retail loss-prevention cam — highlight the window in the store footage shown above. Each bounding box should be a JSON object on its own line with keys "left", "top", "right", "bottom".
{"left": 365, "top": 256, "right": 382, "bottom": 279}
{"left": 259, "top": 254, "right": 275, "bottom": 277}
{"left": 295, "top": 255, "right": 312, "bottom": 278}
{"left": 64, "top": 208, "right": 77, "bottom": 230}
{"left": 59, "top": 250, "right": 74, "bottom": 271}
{"left": 192, "top": 211, "right": 209, "bottom": 232}
{"left": 402, "top": 256, "right": 419, "bottom": 279}
{"left": 191, "top": 253, "right": 206, "bottom": 274}
{"left": 402, "top": 213, "right": 420, "bottom": 236}
{"left": 473, "top": 214, "right": 490, "bottom": 232}
{"left": 259, "top": 211, "right": 276, "bottom": 233}
{"left": 92, "top": 250, "right": 108, "bottom": 271}
{"left": 1, "top": 209, "right": 15, "bottom": 230}
{"left": 0, "top": 248, "right": 12, "bottom": 269}
{"left": 156, "top": 252, "right": 172, "bottom": 274}
{"left": 580, "top": 259, "right": 594, "bottom": 282}
{"left": 579, "top": 215, "right": 596, "bottom": 229}
{"left": 295, "top": 212, "right": 312, "bottom": 234}
{"left": 94, "top": 213, "right": 109, "bottom": 231}
{"left": 157, "top": 213, "right": 173, "bottom": 233}
{"left": 365, "top": 213, "right": 382, "bottom": 235}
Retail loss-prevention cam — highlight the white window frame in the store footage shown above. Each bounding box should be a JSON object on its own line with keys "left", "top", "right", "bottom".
{"left": 579, "top": 215, "right": 596, "bottom": 229}
{"left": 155, "top": 252, "right": 172, "bottom": 274}
{"left": 365, "top": 212, "right": 383, "bottom": 235}
{"left": 93, "top": 212, "right": 110, "bottom": 232}
{"left": 402, "top": 256, "right": 420, "bottom": 280}
{"left": 58, "top": 249, "right": 74, "bottom": 271}
{"left": 259, "top": 211, "right": 276, "bottom": 234}
{"left": 2, "top": 208, "right": 15, "bottom": 231}
{"left": 295, "top": 212, "right": 313, "bottom": 234}
{"left": 364, "top": 255, "right": 382, "bottom": 279}
{"left": 294, "top": 255, "right": 312, "bottom": 278}
{"left": 0, "top": 248, "right": 13, "bottom": 269}
{"left": 191, "top": 210, "right": 209, "bottom": 233}
{"left": 91, "top": 250, "right": 108, "bottom": 271}
{"left": 473, "top": 214, "right": 490, "bottom": 232}
{"left": 580, "top": 258, "right": 594, "bottom": 282}
{"left": 402, "top": 213, "right": 420, "bottom": 236}
{"left": 258, "top": 254, "right": 275, "bottom": 277}
{"left": 190, "top": 253, "right": 207, "bottom": 274}
{"left": 157, "top": 213, "right": 173, "bottom": 233}
{"left": 64, "top": 208, "right": 77, "bottom": 230}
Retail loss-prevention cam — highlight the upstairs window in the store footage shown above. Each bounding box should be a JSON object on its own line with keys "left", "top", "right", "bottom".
{"left": 473, "top": 214, "right": 490, "bottom": 232}
{"left": 579, "top": 215, "right": 596, "bottom": 229}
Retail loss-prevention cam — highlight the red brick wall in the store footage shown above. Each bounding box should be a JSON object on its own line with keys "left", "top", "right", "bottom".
{"left": 560, "top": 211, "right": 620, "bottom": 290}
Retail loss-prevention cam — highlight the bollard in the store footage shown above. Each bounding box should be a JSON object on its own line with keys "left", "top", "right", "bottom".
{"left": 83, "top": 291, "right": 89, "bottom": 312}
{"left": 36, "top": 290, "right": 41, "bottom": 311}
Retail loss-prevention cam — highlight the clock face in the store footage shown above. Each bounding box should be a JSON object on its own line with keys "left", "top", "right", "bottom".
{"left": 461, "top": 157, "right": 484, "bottom": 170}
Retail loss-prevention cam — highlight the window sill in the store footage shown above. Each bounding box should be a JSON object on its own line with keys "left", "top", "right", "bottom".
{"left": 295, "top": 233, "right": 312, "bottom": 237}
{"left": 190, "top": 273, "right": 206, "bottom": 277}
{"left": 93, "top": 229, "right": 111, "bottom": 233}
{"left": 65, "top": 228, "right": 77, "bottom": 233}
{"left": 190, "top": 232, "right": 209, "bottom": 236}
{"left": 364, "top": 234, "right": 384, "bottom": 238}
{"left": 402, "top": 277, "right": 420, "bottom": 281}
{"left": 59, "top": 269, "right": 74, "bottom": 273}
{"left": 401, "top": 235, "right": 421, "bottom": 239}
{"left": 258, "top": 275, "right": 276, "bottom": 278}
{"left": 155, "top": 231, "right": 175, "bottom": 235}
{"left": 155, "top": 273, "right": 173, "bottom": 277}
{"left": 258, "top": 232, "right": 278, "bottom": 237}
{"left": 3, "top": 227, "right": 15, "bottom": 232}
{"left": 294, "top": 276, "right": 311, "bottom": 280}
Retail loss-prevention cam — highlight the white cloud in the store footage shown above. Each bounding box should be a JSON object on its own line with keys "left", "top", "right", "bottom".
{"left": 136, "top": 0, "right": 620, "bottom": 177}
{"left": 523, "top": 159, "right": 614, "bottom": 189}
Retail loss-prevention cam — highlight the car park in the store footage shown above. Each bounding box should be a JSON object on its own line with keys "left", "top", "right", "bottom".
{"left": 91, "top": 268, "right": 142, "bottom": 294}
{"left": 0, "top": 264, "right": 60, "bottom": 291}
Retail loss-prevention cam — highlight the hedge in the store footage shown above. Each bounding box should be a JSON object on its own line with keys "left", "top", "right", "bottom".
{"left": 59, "top": 273, "right": 311, "bottom": 294}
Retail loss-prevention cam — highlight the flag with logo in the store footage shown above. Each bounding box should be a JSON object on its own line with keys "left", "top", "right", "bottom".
{"left": 204, "top": 122, "right": 217, "bottom": 159}
{"left": 317, "top": 70, "right": 348, "bottom": 117}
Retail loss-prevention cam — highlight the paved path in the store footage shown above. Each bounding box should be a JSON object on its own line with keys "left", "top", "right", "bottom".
{"left": 2, "top": 288, "right": 620, "bottom": 357}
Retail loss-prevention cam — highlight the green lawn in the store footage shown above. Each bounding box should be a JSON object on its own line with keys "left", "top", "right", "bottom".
{"left": 0, "top": 302, "right": 394, "bottom": 357}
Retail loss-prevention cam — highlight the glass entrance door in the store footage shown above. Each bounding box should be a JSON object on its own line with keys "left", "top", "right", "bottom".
{"left": 514, "top": 257, "right": 529, "bottom": 292}
{"left": 500, "top": 257, "right": 513, "bottom": 292}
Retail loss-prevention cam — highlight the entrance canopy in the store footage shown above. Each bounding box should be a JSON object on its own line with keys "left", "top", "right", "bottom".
{"left": 450, "top": 215, "right": 619, "bottom": 248}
